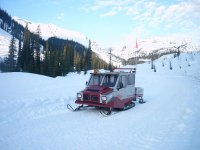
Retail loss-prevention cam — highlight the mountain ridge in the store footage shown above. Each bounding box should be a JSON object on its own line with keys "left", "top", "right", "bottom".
{"left": 1, "top": 14, "right": 199, "bottom": 66}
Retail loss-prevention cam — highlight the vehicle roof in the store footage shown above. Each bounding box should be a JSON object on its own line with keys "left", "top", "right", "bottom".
{"left": 91, "top": 71, "right": 135, "bottom": 76}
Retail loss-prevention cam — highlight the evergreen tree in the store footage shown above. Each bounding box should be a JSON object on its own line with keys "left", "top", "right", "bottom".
{"left": 151, "top": 53, "right": 154, "bottom": 69}
{"left": 154, "top": 64, "right": 156, "bottom": 72}
{"left": 74, "top": 50, "right": 81, "bottom": 73}
{"left": 54, "top": 51, "right": 63, "bottom": 76}
{"left": 49, "top": 50, "right": 55, "bottom": 77}
{"left": 64, "top": 44, "right": 74, "bottom": 73}
{"left": 49, "top": 50, "right": 58, "bottom": 77}
{"left": 17, "top": 34, "right": 22, "bottom": 71}
{"left": 151, "top": 59, "right": 154, "bottom": 69}
{"left": 0, "top": 58, "right": 6, "bottom": 72}
{"left": 162, "top": 61, "right": 164, "bottom": 67}
{"left": 84, "top": 40, "right": 92, "bottom": 72}
{"left": 35, "top": 25, "right": 41, "bottom": 74}
{"left": 5, "top": 35, "right": 17, "bottom": 71}
{"left": 80, "top": 55, "right": 84, "bottom": 72}
{"left": 177, "top": 46, "right": 181, "bottom": 58}
{"left": 43, "top": 41, "right": 50, "bottom": 76}
{"left": 169, "top": 60, "right": 172, "bottom": 70}
{"left": 21, "top": 24, "right": 32, "bottom": 72}
{"left": 29, "top": 37, "right": 35, "bottom": 72}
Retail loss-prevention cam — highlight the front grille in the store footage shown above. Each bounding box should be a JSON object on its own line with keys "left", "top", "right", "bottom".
{"left": 83, "top": 94, "right": 99, "bottom": 102}
{"left": 83, "top": 94, "right": 90, "bottom": 101}
{"left": 91, "top": 95, "right": 98, "bottom": 101}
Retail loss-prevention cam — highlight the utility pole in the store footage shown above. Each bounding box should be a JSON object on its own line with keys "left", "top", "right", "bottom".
{"left": 135, "top": 39, "right": 138, "bottom": 69}
{"left": 108, "top": 48, "right": 112, "bottom": 71}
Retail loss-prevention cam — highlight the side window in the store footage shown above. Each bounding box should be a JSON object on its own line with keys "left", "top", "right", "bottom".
{"left": 102, "top": 75, "right": 118, "bottom": 87}
{"left": 120, "top": 75, "right": 127, "bottom": 88}
{"left": 128, "top": 74, "right": 135, "bottom": 85}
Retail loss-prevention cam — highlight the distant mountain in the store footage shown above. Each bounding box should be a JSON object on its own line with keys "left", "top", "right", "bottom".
{"left": 0, "top": 8, "right": 109, "bottom": 76}
{"left": 11, "top": 16, "right": 123, "bottom": 65}
{"left": 13, "top": 16, "right": 88, "bottom": 46}
{"left": 99, "top": 38, "right": 199, "bottom": 57}
{"left": 1, "top": 14, "right": 199, "bottom": 66}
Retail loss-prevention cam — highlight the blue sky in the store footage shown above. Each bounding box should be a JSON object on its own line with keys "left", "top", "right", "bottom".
{"left": 1, "top": 0, "right": 200, "bottom": 47}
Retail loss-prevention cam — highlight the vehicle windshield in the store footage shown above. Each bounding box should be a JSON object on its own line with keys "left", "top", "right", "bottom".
{"left": 102, "top": 74, "right": 118, "bottom": 87}
{"left": 88, "top": 74, "right": 104, "bottom": 86}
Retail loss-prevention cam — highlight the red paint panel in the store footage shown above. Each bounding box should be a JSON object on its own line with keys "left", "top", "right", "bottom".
{"left": 75, "top": 100, "right": 109, "bottom": 108}
{"left": 76, "top": 96, "right": 136, "bottom": 109}
{"left": 107, "top": 97, "right": 134, "bottom": 109}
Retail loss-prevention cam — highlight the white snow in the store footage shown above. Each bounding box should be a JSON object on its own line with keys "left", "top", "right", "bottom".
{"left": 0, "top": 52, "right": 200, "bottom": 150}
{"left": 0, "top": 28, "right": 12, "bottom": 58}
{"left": 13, "top": 16, "right": 88, "bottom": 46}
{"left": 110, "top": 38, "right": 200, "bottom": 60}
{"left": 88, "top": 37, "right": 200, "bottom": 67}
{"left": 0, "top": 28, "right": 19, "bottom": 59}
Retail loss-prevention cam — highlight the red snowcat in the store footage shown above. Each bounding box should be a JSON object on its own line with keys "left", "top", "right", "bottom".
{"left": 67, "top": 68, "right": 144, "bottom": 115}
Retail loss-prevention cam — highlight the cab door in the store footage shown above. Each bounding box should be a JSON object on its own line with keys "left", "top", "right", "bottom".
{"left": 116, "top": 75, "right": 128, "bottom": 100}
{"left": 117, "top": 74, "right": 135, "bottom": 100}
{"left": 126, "top": 73, "right": 135, "bottom": 98}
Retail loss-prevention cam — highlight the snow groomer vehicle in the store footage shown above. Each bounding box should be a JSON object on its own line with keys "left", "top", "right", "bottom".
{"left": 67, "top": 68, "right": 144, "bottom": 115}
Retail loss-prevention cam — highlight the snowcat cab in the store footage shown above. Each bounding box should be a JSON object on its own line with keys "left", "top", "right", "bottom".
{"left": 67, "top": 68, "right": 144, "bottom": 115}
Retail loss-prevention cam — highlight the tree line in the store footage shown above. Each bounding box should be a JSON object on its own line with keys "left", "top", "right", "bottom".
{"left": 0, "top": 8, "right": 110, "bottom": 77}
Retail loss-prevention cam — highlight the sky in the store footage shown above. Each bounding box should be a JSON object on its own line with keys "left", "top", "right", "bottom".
{"left": 0, "top": 0, "right": 200, "bottom": 47}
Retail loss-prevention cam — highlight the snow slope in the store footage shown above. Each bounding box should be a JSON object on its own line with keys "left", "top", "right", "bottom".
{"left": 0, "top": 28, "right": 19, "bottom": 59}
{"left": 0, "top": 52, "right": 200, "bottom": 150}
{"left": 13, "top": 16, "right": 88, "bottom": 46}
{"left": 0, "top": 28, "right": 12, "bottom": 58}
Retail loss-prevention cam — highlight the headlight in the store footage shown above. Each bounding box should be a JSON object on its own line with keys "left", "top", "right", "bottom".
{"left": 101, "top": 96, "right": 107, "bottom": 101}
{"left": 77, "top": 93, "right": 82, "bottom": 99}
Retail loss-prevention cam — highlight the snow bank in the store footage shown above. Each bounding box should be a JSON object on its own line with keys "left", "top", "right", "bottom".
{"left": 0, "top": 52, "right": 200, "bottom": 150}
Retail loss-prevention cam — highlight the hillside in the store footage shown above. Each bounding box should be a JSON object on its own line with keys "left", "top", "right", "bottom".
{"left": 0, "top": 28, "right": 12, "bottom": 58}
{"left": 13, "top": 16, "right": 88, "bottom": 46}
{"left": 0, "top": 52, "right": 200, "bottom": 150}
{"left": 0, "top": 8, "right": 110, "bottom": 76}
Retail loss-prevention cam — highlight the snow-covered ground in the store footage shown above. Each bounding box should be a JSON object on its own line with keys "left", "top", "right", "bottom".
{"left": 0, "top": 52, "right": 200, "bottom": 150}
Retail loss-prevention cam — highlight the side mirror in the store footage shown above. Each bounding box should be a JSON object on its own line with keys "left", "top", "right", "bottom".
{"left": 86, "top": 81, "right": 88, "bottom": 86}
